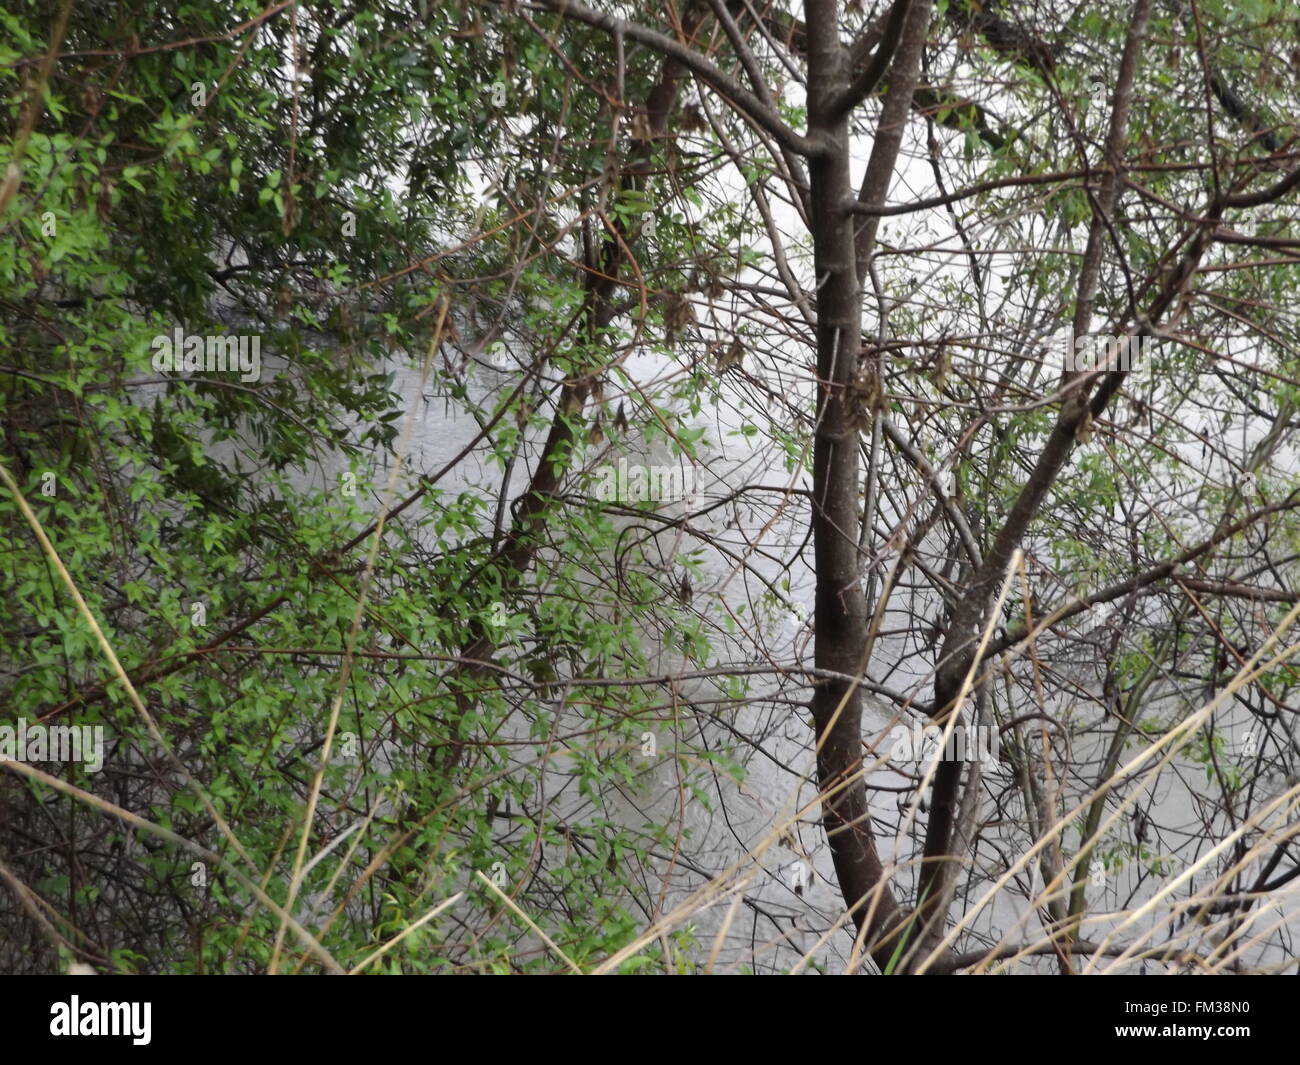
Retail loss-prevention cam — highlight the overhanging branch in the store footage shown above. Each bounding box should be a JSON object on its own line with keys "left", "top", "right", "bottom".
{"left": 528, "top": 0, "right": 829, "bottom": 158}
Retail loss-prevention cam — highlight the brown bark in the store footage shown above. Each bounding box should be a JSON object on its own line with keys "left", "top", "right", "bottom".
{"left": 805, "top": 0, "right": 943, "bottom": 970}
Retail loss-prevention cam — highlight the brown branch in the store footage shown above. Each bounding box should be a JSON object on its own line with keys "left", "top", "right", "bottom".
{"left": 829, "top": 0, "right": 913, "bottom": 120}
{"left": 933, "top": 938, "right": 1136, "bottom": 974}
{"left": 916, "top": 0, "right": 1154, "bottom": 948}
{"left": 983, "top": 494, "right": 1300, "bottom": 663}
{"left": 529, "top": 0, "right": 828, "bottom": 157}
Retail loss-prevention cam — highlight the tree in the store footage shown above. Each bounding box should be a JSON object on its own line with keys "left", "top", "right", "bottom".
{"left": 3, "top": 0, "right": 1299, "bottom": 974}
